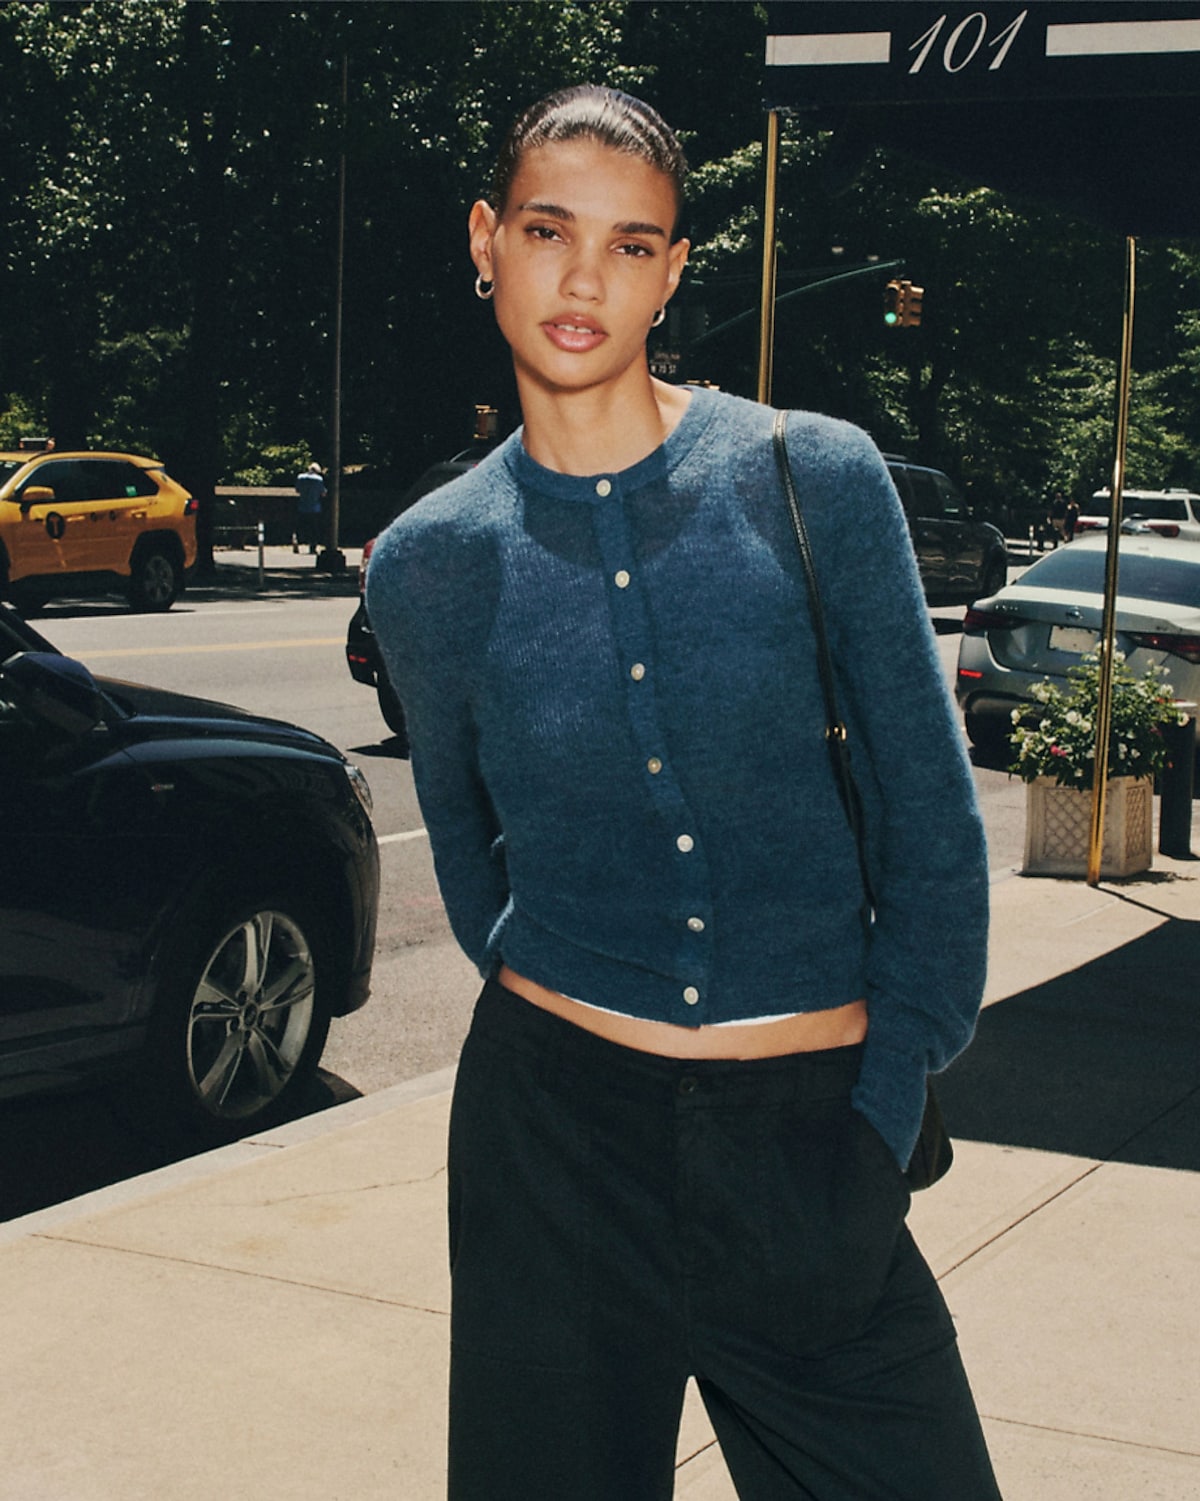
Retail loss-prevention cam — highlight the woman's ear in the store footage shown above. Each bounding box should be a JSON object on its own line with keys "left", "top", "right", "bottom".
{"left": 664, "top": 238, "right": 690, "bottom": 305}
{"left": 469, "top": 200, "right": 498, "bottom": 282}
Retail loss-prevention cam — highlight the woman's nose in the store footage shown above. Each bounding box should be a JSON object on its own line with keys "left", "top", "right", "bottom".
{"left": 560, "top": 243, "right": 604, "bottom": 302}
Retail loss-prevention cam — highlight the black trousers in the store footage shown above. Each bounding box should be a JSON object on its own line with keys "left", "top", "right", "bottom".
{"left": 447, "top": 980, "right": 1002, "bottom": 1500}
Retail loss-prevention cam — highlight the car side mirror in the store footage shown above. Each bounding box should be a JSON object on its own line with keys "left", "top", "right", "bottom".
{"left": 0, "top": 652, "right": 107, "bottom": 736}
{"left": 18, "top": 485, "right": 55, "bottom": 512}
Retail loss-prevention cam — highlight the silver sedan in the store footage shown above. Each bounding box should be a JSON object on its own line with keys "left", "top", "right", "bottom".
{"left": 956, "top": 534, "right": 1200, "bottom": 753}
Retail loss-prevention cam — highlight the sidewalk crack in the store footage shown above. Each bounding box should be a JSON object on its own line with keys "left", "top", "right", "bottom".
{"left": 983, "top": 1412, "right": 1200, "bottom": 1460}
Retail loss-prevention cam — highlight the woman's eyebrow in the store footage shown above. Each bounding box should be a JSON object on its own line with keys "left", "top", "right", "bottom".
{"left": 516, "top": 199, "right": 573, "bottom": 220}
{"left": 516, "top": 201, "right": 666, "bottom": 238}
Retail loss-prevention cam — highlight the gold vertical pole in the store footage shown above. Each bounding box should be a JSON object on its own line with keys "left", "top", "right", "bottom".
{"left": 756, "top": 110, "right": 781, "bottom": 405}
{"left": 1087, "top": 236, "right": 1137, "bottom": 886}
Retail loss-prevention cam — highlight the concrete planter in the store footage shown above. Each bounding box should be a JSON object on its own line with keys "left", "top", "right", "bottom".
{"left": 1023, "top": 775, "right": 1154, "bottom": 878}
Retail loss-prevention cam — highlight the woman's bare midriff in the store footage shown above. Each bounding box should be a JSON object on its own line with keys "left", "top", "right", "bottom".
{"left": 497, "top": 965, "right": 868, "bottom": 1060}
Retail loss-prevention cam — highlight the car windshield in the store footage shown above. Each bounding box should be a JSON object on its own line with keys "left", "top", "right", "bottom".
{"left": 0, "top": 460, "right": 23, "bottom": 484}
{"left": 1022, "top": 548, "right": 1200, "bottom": 609}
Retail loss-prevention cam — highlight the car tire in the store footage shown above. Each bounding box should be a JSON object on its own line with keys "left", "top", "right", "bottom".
{"left": 128, "top": 544, "right": 182, "bottom": 612}
{"left": 979, "top": 554, "right": 1008, "bottom": 599}
{"left": 965, "top": 711, "right": 1012, "bottom": 760}
{"left": 131, "top": 893, "right": 334, "bottom": 1145}
{"left": 377, "top": 671, "right": 410, "bottom": 751}
{"left": 6, "top": 583, "right": 48, "bottom": 617}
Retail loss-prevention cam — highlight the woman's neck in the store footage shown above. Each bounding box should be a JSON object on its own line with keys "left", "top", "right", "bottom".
{"left": 518, "top": 369, "right": 692, "bottom": 477}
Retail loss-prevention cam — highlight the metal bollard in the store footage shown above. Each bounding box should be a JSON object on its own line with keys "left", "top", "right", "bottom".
{"left": 257, "top": 520, "right": 266, "bottom": 591}
{"left": 1158, "top": 709, "right": 1196, "bottom": 858}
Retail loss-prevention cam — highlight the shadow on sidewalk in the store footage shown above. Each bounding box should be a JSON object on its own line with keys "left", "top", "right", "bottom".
{"left": 940, "top": 898, "right": 1200, "bottom": 1173}
{"left": 0, "top": 1069, "right": 361, "bottom": 1225}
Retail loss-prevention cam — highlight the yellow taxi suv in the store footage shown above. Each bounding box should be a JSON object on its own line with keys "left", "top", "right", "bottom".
{"left": 0, "top": 448, "right": 197, "bottom": 612}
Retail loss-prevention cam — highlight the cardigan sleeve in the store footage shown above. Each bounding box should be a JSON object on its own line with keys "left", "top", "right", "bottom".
{"left": 366, "top": 512, "right": 511, "bottom": 976}
{"left": 783, "top": 414, "right": 990, "bottom": 1168}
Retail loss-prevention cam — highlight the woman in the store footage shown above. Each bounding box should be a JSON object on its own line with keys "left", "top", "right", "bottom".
{"left": 368, "top": 85, "right": 1001, "bottom": 1501}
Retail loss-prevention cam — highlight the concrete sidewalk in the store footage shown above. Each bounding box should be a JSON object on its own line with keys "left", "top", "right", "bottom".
{"left": 1, "top": 862, "right": 1197, "bottom": 1499}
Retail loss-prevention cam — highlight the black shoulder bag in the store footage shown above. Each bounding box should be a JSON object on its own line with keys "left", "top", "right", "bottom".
{"left": 773, "top": 410, "right": 953, "bottom": 1192}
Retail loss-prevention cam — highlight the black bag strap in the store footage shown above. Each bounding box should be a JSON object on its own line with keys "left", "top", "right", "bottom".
{"left": 772, "top": 409, "right": 876, "bottom": 917}
{"left": 774, "top": 412, "right": 956, "bottom": 1190}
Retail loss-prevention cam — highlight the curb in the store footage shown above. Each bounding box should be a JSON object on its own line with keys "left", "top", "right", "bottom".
{"left": 0, "top": 1064, "right": 456, "bottom": 1248}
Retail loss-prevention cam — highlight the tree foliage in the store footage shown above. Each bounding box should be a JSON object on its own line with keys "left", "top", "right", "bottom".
{"left": 1, "top": 0, "right": 1197, "bottom": 549}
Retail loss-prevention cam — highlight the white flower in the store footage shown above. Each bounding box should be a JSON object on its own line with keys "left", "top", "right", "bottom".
{"left": 1066, "top": 710, "right": 1080, "bottom": 725}
{"left": 1011, "top": 708, "right": 1021, "bottom": 724}
{"left": 1117, "top": 742, "right": 1128, "bottom": 757}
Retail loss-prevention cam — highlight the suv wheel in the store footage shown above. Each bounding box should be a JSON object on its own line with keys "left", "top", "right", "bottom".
{"left": 133, "top": 894, "right": 333, "bottom": 1143}
{"left": 129, "top": 544, "right": 182, "bottom": 612}
{"left": 6, "top": 582, "right": 48, "bottom": 617}
{"left": 980, "top": 555, "right": 1008, "bottom": 599}
{"left": 964, "top": 710, "right": 1012, "bottom": 759}
{"left": 377, "top": 671, "right": 409, "bottom": 749}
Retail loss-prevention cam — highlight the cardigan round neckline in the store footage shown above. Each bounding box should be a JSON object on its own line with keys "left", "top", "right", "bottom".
{"left": 503, "top": 384, "right": 718, "bottom": 502}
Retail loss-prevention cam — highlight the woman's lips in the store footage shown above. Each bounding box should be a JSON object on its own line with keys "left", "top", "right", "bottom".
{"left": 542, "top": 318, "right": 607, "bottom": 354}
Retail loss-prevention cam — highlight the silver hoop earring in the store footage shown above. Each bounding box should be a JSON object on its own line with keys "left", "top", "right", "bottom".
{"left": 651, "top": 307, "right": 666, "bottom": 328}
{"left": 475, "top": 274, "right": 495, "bottom": 301}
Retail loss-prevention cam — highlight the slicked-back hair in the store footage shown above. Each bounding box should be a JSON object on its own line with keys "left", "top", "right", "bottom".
{"left": 490, "top": 84, "right": 687, "bottom": 241}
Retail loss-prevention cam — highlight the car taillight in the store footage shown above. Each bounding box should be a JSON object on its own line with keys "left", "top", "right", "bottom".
{"left": 1147, "top": 523, "right": 1181, "bottom": 538}
{"left": 1128, "top": 631, "right": 1200, "bottom": 665}
{"left": 184, "top": 496, "right": 199, "bottom": 515}
{"left": 358, "top": 535, "right": 376, "bottom": 595}
{"left": 963, "top": 606, "right": 1026, "bottom": 633}
{"left": 1075, "top": 518, "right": 1104, "bottom": 530}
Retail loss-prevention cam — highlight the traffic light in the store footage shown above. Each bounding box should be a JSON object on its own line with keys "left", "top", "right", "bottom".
{"left": 884, "top": 279, "right": 925, "bottom": 328}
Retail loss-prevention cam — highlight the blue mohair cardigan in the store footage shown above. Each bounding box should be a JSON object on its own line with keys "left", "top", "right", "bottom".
{"left": 367, "top": 386, "right": 989, "bottom": 1167}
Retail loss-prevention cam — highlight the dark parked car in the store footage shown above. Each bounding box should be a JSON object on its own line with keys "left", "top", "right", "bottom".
{"left": 0, "top": 604, "right": 379, "bottom": 1143}
{"left": 884, "top": 456, "right": 1009, "bottom": 606}
{"left": 346, "top": 443, "right": 496, "bottom": 746}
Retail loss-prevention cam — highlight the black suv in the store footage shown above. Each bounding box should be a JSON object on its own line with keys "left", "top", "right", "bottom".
{"left": 346, "top": 443, "right": 496, "bottom": 747}
{"left": 884, "top": 456, "right": 1009, "bottom": 606}
{"left": 0, "top": 605, "right": 379, "bottom": 1143}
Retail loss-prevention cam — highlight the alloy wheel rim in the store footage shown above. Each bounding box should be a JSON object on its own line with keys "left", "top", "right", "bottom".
{"left": 186, "top": 910, "right": 316, "bottom": 1120}
{"left": 143, "top": 553, "right": 175, "bottom": 603}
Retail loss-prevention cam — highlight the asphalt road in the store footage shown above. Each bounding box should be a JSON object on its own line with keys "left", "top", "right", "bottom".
{"left": 0, "top": 556, "right": 1026, "bottom": 1220}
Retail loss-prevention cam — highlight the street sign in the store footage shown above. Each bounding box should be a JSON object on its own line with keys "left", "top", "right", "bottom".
{"left": 765, "top": 3, "right": 1200, "bottom": 108}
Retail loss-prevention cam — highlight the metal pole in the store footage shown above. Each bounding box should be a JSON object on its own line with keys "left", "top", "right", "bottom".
{"left": 323, "top": 49, "right": 347, "bottom": 573}
{"left": 1087, "top": 236, "right": 1137, "bottom": 885}
{"left": 756, "top": 110, "right": 781, "bottom": 406}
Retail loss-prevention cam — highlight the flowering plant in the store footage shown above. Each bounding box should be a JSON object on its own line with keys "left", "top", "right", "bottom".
{"left": 1009, "top": 651, "right": 1184, "bottom": 791}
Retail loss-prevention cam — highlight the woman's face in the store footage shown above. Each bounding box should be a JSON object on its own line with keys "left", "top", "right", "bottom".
{"left": 469, "top": 137, "right": 688, "bottom": 400}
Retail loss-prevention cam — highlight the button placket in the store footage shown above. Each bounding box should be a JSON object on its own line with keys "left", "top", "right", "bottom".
{"left": 591, "top": 485, "right": 713, "bottom": 1018}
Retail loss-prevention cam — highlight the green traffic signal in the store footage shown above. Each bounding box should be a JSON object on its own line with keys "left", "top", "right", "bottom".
{"left": 884, "top": 278, "right": 923, "bottom": 328}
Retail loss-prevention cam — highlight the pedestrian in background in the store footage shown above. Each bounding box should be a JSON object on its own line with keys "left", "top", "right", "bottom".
{"left": 1047, "top": 490, "right": 1068, "bottom": 546}
{"left": 294, "top": 461, "right": 326, "bottom": 554}
{"left": 369, "top": 84, "right": 1000, "bottom": 1501}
